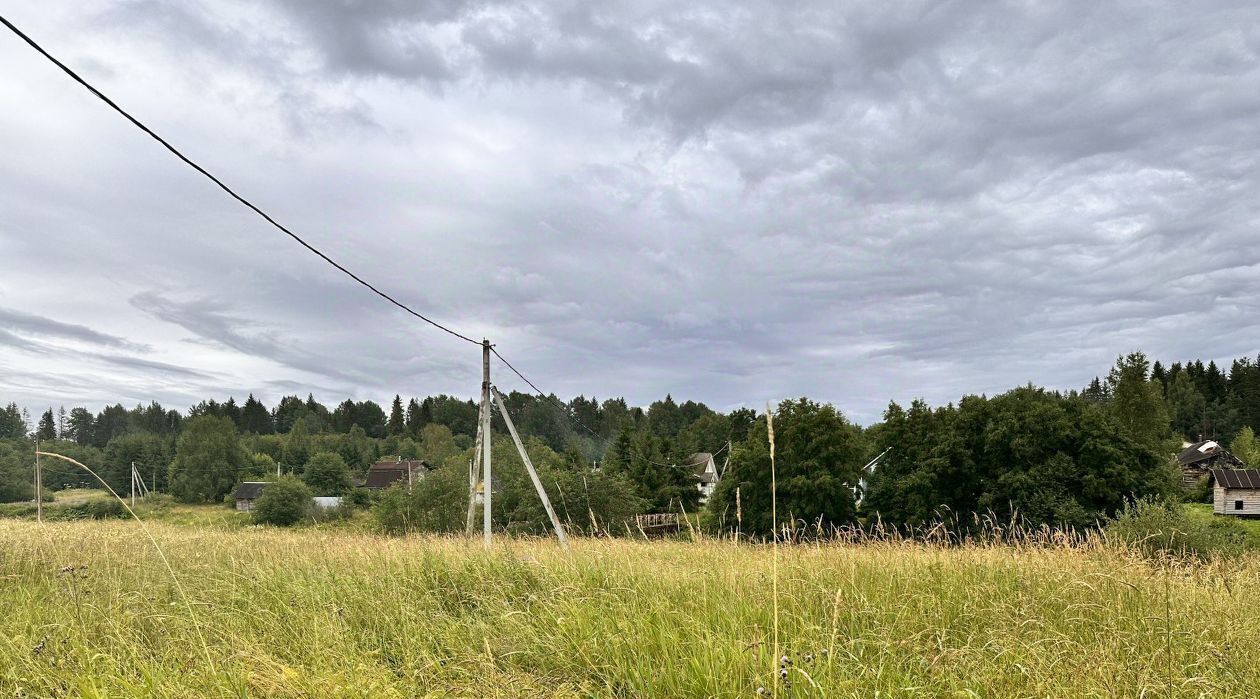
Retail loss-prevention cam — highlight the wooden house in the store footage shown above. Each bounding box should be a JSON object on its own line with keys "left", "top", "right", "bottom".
{"left": 233, "top": 481, "right": 270, "bottom": 512}
{"left": 362, "top": 459, "right": 429, "bottom": 489}
{"left": 688, "top": 452, "right": 720, "bottom": 503}
{"left": 1210, "top": 469, "right": 1260, "bottom": 516}
{"left": 1177, "top": 440, "right": 1245, "bottom": 490}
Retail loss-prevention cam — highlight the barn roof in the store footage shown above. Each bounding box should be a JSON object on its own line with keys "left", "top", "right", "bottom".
{"left": 1210, "top": 469, "right": 1260, "bottom": 489}
{"left": 1174, "top": 443, "right": 1224, "bottom": 466}
{"left": 234, "top": 481, "right": 270, "bottom": 500}
{"left": 363, "top": 460, "right": 429, "bottom": 489}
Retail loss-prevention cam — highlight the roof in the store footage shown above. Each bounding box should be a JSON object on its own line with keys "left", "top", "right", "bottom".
{"left": 687, "top": 452, "right": 715, "bottom": 476}
{"left": 1177, "top": 440, "right": 1222, "bottom": 466}
{"left": 363, "top": 460, "right": 429, "bottom": 488}
{"left": 234, "top": 481, "right": 270, "bottom": 500}
{"left": 1210, "top": 469, "right": 1260, "bottom": 489}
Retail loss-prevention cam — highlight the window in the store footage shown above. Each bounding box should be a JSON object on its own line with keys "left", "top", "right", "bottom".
{"left": 1235, "top": 500, "right": 1245, "bottom": 511}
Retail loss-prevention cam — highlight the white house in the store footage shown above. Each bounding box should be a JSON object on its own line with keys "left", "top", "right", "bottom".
{"left": 688, "top": 452, "right": 720, "bottom": 503}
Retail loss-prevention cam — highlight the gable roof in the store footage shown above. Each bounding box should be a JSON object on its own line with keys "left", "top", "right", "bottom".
{"left": 1177, "top": 440, "right": 1245, "bottom": 466}
{"left": 687, "top": 452, "right": 715, "bottom": 476}
{"left": 1210, "top": 469, "right": 1260, "bottom": 489}
{"left": 234, "top": 481, "right": 270, "bottom": 500}
{"left": 363, "top": 460, "right": 429, "bottom": 488}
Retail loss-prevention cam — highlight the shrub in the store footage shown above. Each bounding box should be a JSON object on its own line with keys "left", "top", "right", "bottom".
{"left": 302, "top": 452, "right": 351, "bottom": 496}
{"left": 1106, "top": 498, "right": 1249, "bottom": 560}
{"left": 47, "top": 498, "right": 127, "bottom": 521}
{"left": 345, "top": 488, "right": 373, "bottom": 509}
{"left": 373, "top": 467, "right": 467, "bottom": 535}
{"left": 1186, "top": 475, "right": 1212, "bottom": 504}
{"left": 251, "top": 477, "right": 312, "bottom": 527}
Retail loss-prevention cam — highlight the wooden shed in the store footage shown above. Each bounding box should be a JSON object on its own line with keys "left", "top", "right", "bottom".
{"left": 233, "top": 482, "right": 270, "bottom": 512}
{"left": 1209, "top": 469, "right": 1260, "bottom": 516}
{"left": 362, "top": 459, "right": 429, "bottom": 489}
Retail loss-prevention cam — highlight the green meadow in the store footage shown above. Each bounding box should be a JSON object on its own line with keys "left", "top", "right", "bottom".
{"left": 2, "top": 517, "right": 1258, "bottom": 698}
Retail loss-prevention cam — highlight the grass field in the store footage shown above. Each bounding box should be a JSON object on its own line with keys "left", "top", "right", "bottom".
{"left": 2, "top": 519, "right": 1260, "bottom": 698}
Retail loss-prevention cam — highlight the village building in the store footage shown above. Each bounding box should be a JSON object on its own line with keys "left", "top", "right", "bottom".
{"left": 1209, "top": 469, "right": 1260, "bottom": 516}
{"left": 233, "top": 481, "right": 269, "bottom": 512}
{"left": 362, "top": 458, "right": 429, "bottom": 489}
{"left": 1177, "top": 440, "right": 1245, "bottom": 490}
{"left": 688, "top": 452, "right": 720, "bottom": 502}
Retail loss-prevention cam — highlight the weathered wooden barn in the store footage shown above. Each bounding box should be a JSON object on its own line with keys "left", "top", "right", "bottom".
{"left": 1210, "top": 469, "right": 1260, "bottom": 516}
{"left": 1178, "top": 440, "right": 1245, "bottom": 490}
{"left": 362, "top": 459, "right": 429, "bottom": 489}
{"left": 233, "top": 481, "right": 270, "bottom": 512}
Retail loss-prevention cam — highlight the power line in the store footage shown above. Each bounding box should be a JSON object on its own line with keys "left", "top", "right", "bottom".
{"left": 4, "top": 12, "right": 733, "bottom": 461}
{"left": 0, "top": 14, "right": 480, "bottom": 347}
{"left": 492, "top": 347, "right": 733, "bottom": 466}
{"left": 491, "top": 347, "right": 602, "bottom": 439}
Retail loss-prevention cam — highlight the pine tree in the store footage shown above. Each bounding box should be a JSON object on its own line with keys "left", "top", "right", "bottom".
{"left": 388, "top": 395, "right": 406, "bottom": 436}
{"left": 36, "top": 409, "right": 56, "bottom": 441}
{"left": 56, "top": 406, "right": 67, "bottom": 439}
{"left": 0, "top": 403, "right": 26, "bottom": 439}
{"left": 240, "top": 394, "right": 273, "bottom": 435}
{"left": 405, "top": 398, "right": 424, "bottom": 435}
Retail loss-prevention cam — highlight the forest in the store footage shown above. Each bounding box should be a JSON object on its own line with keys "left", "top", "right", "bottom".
{"left": 2, "top": 350, "right": 1260, "bottom": 534}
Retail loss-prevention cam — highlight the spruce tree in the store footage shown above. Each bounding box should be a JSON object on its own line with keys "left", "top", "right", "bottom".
{"left": 36, "top": 409, "right": 56, "bottom": 441}
{"left": 387, "top": 395, "right": 406, "bottom": 436}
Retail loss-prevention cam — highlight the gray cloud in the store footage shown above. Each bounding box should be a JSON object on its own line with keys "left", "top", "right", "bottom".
{"left": 2, "top": 0, "right": 1259, "bottom": 422}
{"left": 0, "top": 307, "right": 149, "bottom": 351}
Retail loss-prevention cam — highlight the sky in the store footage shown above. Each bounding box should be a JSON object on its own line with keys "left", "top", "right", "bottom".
{"left": 1, "top": 1, "right": 1259, "bottom": 425}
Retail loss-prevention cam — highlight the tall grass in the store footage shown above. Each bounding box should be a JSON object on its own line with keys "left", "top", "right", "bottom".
{"left": 2, "top": 520, "right": 1258, "bottom": 697}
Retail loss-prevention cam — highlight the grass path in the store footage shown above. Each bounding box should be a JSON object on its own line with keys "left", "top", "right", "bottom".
{"left": 1, "top": 521, "right": 1259, "bottom": 697}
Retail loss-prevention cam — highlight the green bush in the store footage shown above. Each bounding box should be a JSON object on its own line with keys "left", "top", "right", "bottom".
{"left": 345, "top": 488, "right": 373, "bottom": 509}
{"left": 302, "top": 452, "right": 351, "bottom": 496}
{"left": 1186, "top": 475, "right": 1212, "bottom": 504}
{"left": 251, "top": 477, "right": 312, "bottom": 527}
{"left": 1106, "top": 498, "right": 1249, "bottom": 560}
{"left": 46, "top": 498, "right": 127, "bottom": 521}
{"left": 374, "top": 467, "right": 467, "bottom": 535}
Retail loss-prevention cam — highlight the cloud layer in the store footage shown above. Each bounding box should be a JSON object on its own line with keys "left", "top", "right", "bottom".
{"left": 1, "top": 1, "right": 1258, "bottom": 422}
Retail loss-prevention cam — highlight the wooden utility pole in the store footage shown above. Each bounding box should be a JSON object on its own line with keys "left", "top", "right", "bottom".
{"left": 130, "top": 461, "right": 137, "bottom": 508}
{"left": 481, "top": 339, "right": 493, "bottom": 548}
{"left": 491, "top": 385, "right": 569, "bottom": 548}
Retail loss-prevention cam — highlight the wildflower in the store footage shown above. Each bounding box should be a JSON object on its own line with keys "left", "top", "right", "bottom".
{"left": 756, "top": 687, "right": 767, "bottom": 696}
{"left": 779, "top": 668, "right": 789, "bottom": 680}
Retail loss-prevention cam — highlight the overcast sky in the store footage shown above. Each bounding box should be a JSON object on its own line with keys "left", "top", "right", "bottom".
{"left": 2, "top": 1, "right": 1259, "bottom": 424}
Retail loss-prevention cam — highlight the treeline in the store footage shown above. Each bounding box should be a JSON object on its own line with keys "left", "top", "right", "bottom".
{"left": 0, "top": 389, "right": 756, "bottom": 516}
{"left": 2, "top": 350, "right": 1259, "bottom": 536}
{"left": 1084, "top": 357, "right": 1260, "bottom": 442}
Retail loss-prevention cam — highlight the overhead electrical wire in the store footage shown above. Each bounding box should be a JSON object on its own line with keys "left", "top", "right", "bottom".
{"left": 0, "top": 14, "right": 479, "bottom": 348}
{"left": 493, "top": 348, "right": 733, "bottom": 467}
{"left": 4, "top": 14, "right": 738, "bottom": 463}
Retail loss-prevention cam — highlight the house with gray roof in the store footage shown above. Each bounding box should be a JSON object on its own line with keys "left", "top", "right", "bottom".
{"left": 1177, "top": 440, "right": 1244, "bottom": 490}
